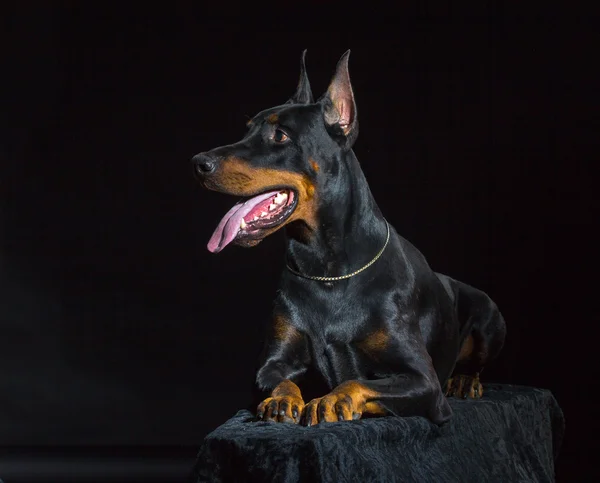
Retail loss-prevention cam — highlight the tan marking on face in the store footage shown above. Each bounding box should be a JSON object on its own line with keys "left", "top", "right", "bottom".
{"left": 267, "top": 113, "right": 279, "bottom": 124}
{"left": 208, "top": 157, "right": 318, "bottom": 233}
{"left": 304, "top": 181, "right": 315, "bottom": 199}
{"left": 246, "top": 118, "right": 254, "bottom": 127}
{"left": 309, "top": 159, "right": 320, "bottom": 172}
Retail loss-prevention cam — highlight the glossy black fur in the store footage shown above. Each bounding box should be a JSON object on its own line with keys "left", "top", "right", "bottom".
{"left": 192, "top": 51, "right": 506, "bottom": 425}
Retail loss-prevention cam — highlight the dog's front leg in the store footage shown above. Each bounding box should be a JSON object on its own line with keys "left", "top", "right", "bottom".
{"left": 301, "top": 375, "right": 450, "bottom": 426}
{"left": 302, "top": 340, "right": 452, "bottom": 426}
{"left": 255, "top": 315, "right": 311, "bottom": 424}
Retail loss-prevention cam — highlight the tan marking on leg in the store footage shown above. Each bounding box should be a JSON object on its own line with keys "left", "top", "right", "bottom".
{"left": 273, "top": 314, "right": 302, "bottom": 343}
{"left": 457, "top": 334, "right": 474, "bottom": 362}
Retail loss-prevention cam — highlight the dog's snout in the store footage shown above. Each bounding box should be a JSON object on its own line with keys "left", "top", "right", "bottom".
{"left": 192, "top": 153, "right": 217, "bottom": 176}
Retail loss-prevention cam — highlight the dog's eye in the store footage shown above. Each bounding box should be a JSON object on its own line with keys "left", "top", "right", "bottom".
{"left": 272, "top": 128, "right": 289, "bottom": 143}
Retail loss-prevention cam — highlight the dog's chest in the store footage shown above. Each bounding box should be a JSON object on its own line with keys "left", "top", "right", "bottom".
{"left": 297, "top": 297, "right": 390, "bottom": 385}
{"left": 281, "top": 285, "right": 400, "bottom": 386}
{"left": 290, "top": 290, "right": 385, "bottom": 346}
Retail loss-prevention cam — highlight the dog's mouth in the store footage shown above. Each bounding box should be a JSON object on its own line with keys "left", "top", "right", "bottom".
{"left": 207, "top": 189, "right": 297, "bottom": 253}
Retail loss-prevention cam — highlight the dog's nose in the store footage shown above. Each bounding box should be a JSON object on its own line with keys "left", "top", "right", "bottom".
{"left": 192, "top": 153, "right": 217, "bottom": 177}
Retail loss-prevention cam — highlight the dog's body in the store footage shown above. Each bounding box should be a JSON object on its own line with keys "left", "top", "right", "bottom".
{"left": 193, "top": 51, "right": 506, "bottom": 426}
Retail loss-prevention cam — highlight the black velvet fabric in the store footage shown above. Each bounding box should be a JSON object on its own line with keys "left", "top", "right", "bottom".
{"left": 191, "top": 384, "right": 564, "bottom": 483}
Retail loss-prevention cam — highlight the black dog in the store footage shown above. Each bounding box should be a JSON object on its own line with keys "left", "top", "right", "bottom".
{"left": 192, "top": 51, "right": 506, "bottom": 426}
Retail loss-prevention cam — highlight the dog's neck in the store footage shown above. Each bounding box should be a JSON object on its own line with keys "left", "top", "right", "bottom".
{"left": 284, "top": 151, "right": 389, "bottom": 280}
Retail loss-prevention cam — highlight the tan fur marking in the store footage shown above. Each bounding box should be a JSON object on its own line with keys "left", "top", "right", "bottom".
{"left": 457, "top": 334, "right": 474, "bottom": 362}
{"left": 258, "top": 379, "right": 305, "bottom": 423}
{"left": 271, "top": 379, "right": 302, "bottom": 399}
{"left": 334, "top": 381, "right": 386, "bottom": 416}
{"left": 303, "top": 380, "right": 388, "bottom": 424}
{"left": 209, "top": 157, "right": 318, "bottom": 233}
{"left": 363, "top": 400, "right": 388, "bottom": 415}
{"left": 273, "top": 314, "right": 301, "bottom": 342}
{"left": 359, "top": 328, "right": 390, "bottom": 352}
{"left": 267, "top": 113, "right": 279, "bottom": 124}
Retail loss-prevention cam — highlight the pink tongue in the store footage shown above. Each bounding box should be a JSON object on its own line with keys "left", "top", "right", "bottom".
{"left": 207, "top": 191, "right": 280, "bottom": 253}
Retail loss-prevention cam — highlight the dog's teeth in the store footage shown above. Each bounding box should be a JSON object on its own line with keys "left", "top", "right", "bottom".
{"left": 240, "top": 219, "right": 247, "bottom": 229}
{"left": 261, "top": 211, "right": 267, "bottom": 217}
{"left": 253, "top": 216, "right": 259, "bottom": 221}
{"left": 273, "top": 193, "right": 287, "bottom": 206}
{"left": 269, "top": 203, "right": 277, "bottom": 211}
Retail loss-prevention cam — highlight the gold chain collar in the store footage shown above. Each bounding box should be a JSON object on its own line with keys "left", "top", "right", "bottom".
{"left": 286, "top": 220, "right": 390, "bottom": 282}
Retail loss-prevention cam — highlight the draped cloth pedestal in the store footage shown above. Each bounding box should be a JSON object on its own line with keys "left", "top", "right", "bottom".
{"left": 191, "top": 384, "right": 565, "bottom": 483}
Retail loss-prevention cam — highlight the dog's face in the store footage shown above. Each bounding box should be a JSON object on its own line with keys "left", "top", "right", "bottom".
{"left": 193, "top": 50, "right": 358, "bottom": 253}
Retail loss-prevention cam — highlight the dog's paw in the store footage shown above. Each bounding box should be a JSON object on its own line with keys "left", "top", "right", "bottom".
{"left": 445, "top": 373, "right": 483, "bottom": 399}
{"left": 257, "top": 395, "right": 304, "bottom": 423}
{"left": 300, "top": 381, "right": 387, "bottom": 426}
{"left": 301, "top": 393, "right": 362, "bottom": 426}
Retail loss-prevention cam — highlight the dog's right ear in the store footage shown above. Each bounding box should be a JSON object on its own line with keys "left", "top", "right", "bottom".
{"left": 285, "top": 50, "right": 314, "bottom": 105}
{"left": 321, "top": 50, "right": 358, "bottom": 149}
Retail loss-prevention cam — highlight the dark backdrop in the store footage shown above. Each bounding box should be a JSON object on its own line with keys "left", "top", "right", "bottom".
{"left": 1, "top": 3, "right": 595, "bottom": 481}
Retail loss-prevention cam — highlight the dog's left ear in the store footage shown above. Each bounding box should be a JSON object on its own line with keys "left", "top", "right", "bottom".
{"left": 286, "top": 50, "right": 313, "bottom": 105}
{"left": 322, "top": 50, "right": 358, "bottom": 148}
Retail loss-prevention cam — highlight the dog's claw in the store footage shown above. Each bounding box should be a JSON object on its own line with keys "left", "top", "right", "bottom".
{"left": 445, "top": 373, "right": 483, "bottom": 399}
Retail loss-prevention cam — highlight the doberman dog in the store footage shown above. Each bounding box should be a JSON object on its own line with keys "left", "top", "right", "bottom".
{"left": 192, "top": 50, "right": 506, "bottom": 426}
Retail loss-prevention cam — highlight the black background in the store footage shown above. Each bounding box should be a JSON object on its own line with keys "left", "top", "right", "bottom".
{"left": 2, "top": 3, "right": 595, "bottom": 481}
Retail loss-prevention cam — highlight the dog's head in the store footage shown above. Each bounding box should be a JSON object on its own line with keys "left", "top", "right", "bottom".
{"left": 193, "top": 50, "right": 358, "bottom": 253}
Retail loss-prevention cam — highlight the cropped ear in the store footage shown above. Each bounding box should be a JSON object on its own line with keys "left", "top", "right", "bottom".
{"left": 322, "top": 50, "right": 358, "bottom": 147}
{"left": 285, "top": 50, "right": 313, "bottom": 105}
